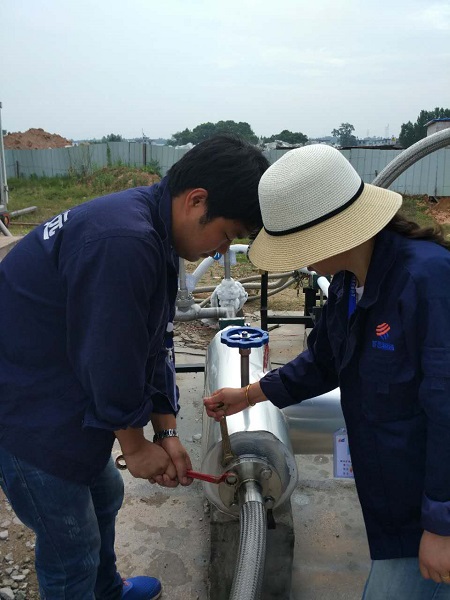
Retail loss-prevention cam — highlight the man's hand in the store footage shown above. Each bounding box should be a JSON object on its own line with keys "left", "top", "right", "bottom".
{"left": 121, "top": 438, "right": 177, "bottom": 483}
{"left": 153, "top": 437, "right": 193, "bottom": 487}
{"left": 419, "top": 530, "right": 450, "bottom": 584}
{"left": 116, "top": 427, "right": 177, "bottom": 483}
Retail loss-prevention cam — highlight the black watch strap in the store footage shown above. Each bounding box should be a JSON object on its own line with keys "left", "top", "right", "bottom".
{"left": 153, "top": 428, "right": 178, "bottom": 443}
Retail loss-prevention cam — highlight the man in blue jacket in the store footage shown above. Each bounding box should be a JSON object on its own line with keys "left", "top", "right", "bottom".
{"left": 0, "top": 134, "right": 269, "bottom": 600}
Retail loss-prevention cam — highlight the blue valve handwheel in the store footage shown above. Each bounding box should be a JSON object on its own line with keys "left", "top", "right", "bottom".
{"left": 220, "top": 326, "right": 269, "bottom": 348}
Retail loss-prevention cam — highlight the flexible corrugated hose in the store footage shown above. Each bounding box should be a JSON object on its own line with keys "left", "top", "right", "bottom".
{"left": 372, "top": 128, "right": 450, "bottom": 189}
{"left": 229, "top": 481, "right": 267, "bottom": 600}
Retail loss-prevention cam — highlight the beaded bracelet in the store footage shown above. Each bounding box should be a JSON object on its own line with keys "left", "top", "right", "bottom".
{"left": 245, "top": 383, "right": 256, "bottom": 407}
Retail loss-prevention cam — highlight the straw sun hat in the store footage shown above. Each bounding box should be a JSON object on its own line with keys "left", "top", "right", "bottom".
{"left": 248, "top": 144, "right": 402, "bottom": 272}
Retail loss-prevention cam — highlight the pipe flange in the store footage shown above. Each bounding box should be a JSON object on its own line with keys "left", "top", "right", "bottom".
{"left": 218, "top": 456, "right": 282, "bottom": 515}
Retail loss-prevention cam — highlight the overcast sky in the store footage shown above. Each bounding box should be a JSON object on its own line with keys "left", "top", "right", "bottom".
{"left": 1, "top": 0, "right": 449, "bottom": 141}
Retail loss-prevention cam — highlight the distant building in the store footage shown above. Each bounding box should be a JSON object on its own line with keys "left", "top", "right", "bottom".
{"left": 425, "top": 118, "right": 450, "bottom": 136}
{"left": 340, "top": 137, "right": 402, "bottom": 150}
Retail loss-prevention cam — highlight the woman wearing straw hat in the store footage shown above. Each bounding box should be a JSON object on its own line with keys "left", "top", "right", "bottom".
{"left": 204, "top": 144, "right": 450, "bottom": 599}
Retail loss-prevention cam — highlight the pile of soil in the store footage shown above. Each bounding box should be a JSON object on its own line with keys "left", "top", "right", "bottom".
{"left": 426, "top": 197, "right": 450, "bottom": 225}
{"left": 3, "top": 128, "right": 72, "bottom": 150}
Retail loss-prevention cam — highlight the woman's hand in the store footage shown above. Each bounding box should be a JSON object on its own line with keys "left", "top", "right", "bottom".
{"left": 204, "top": 382, "right": 267, "bottom": 422}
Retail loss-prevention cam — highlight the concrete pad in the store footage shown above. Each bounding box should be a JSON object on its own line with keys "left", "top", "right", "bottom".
{"left": 0, "top": 236, "right": 21, "bottom": 261}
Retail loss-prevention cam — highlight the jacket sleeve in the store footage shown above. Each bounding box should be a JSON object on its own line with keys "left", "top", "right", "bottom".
{"left": 418, "top": 298, "right": 450, "bottom": 535}
{"left": 61, "top": 233, "right": 173, "bottom": 430}
{"left": 261, "top": 301, "right": 339, "bottom": 409}
{"left": 403, "top": 273, "right": 450, "bottom": 535}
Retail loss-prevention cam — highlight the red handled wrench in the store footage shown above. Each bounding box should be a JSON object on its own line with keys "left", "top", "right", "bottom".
{"left": 115, "top": 455, "right": 236, "bottom": 485}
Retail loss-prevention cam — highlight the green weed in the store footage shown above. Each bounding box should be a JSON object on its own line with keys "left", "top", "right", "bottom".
{"left": 6, "top": 166, "right": 161, "bottom": 235}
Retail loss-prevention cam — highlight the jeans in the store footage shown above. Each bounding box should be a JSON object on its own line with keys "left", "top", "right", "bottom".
{"left": 0, "top": 446, "right": 124, "bottom": 599}
{"left": 363, "top": 558, "right": 450, "bottom": 600}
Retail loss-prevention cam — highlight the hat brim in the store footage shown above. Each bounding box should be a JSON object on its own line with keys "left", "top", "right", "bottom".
{"left": 248, "top": 183, "right": 402, "bottom": 272}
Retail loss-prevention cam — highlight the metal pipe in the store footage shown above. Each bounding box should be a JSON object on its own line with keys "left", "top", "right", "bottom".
{"left": 202, "top": 333, "right": 298, "bottom": 515}
{"left": 224, "top": 250, "right": 231, "bottom": 280}
{"left": 175, "top": 305, "right": 228, "bottom": 321}
{"left": 240, "top": 350, "right": 250, "bottom": 387}
{"left": 282, "top": 390, "right": 343, "bottom": 454}
{"left": 229, "top": 480, "right": 266, "bottom": 600}
{"left": 178, "top": 258, "right": 188, "bottom": 292}
{"left": 0, "top": 219, "right": 12, "bottom": 237}
{"left": 201, "top": 331, "right": 343, "bottom": 507}
{"left": 193, "top": 276, "right": 292, "bottom": 293}
{"left": 9, "top": 206, "right": 37, "bottom": 217}
{"left": 0, "top": 102, "right": 9, "bottom": 209}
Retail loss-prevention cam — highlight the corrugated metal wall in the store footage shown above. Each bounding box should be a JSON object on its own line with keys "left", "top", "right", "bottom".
{"left": 4, "top": 143, "right": 450, "bottom": 196}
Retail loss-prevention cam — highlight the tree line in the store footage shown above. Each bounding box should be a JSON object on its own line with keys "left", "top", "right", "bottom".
{"left": 96, "top": 107, "right": 450, "bottom": 149}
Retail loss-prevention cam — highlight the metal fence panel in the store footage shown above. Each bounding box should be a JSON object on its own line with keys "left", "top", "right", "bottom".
{"left": 437, "top": 149, "right": 450, "bottom": 196}
{"left": 4, "top": 144, "right": 450, "bottom": 195}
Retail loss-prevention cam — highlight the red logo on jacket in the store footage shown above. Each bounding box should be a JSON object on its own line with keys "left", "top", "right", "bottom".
{"left": 375, "top": 323, "right": 390, "bottom": 340}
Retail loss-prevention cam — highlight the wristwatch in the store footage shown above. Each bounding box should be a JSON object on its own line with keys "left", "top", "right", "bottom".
{"left": 153, "top": 428, "right": 178, "bottom": 443}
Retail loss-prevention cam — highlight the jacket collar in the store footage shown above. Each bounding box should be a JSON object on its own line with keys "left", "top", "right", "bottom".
{"left": 357, "top": 228, "right": 401, "bottom": 310}
{"left": 150, "top": 176, "right": 179, "bottom": 273}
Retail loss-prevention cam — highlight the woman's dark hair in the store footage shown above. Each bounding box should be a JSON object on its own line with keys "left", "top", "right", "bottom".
{"left": 167, "top": 134, "right": 269, "bottom": 232}
{"left": 386, "top": 212, "right": 450, "bottom": 250}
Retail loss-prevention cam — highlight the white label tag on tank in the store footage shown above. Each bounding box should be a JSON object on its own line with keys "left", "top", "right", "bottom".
{"left": 333, "top": 428, "right": 354, "bottom": 479}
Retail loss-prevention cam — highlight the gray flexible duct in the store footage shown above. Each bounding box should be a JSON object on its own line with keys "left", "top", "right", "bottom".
{"left": 372, "top": 128, "right": 450, "bottom": 189}
{"left": 229, "top": 481, "right": 267, "bottom": 600}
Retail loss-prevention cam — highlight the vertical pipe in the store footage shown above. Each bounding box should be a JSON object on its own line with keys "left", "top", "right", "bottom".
{"left": 178, "top": 258, "right": 187, "bottom": 291}
{"left": 224, "top": 250, "right": 231, "bottom": 280}
{"left": 260, "top": 271, "right": 268, "bottom": 331}
{"left": 0, "top": 102, "right": 9, "bottom": 208}
{"left": 240, "top": 349, "right": 250, "bottom": 387}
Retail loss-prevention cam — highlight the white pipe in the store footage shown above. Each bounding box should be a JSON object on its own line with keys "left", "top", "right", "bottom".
{"left": 229, "top": 244, "right": 249, "bottom": 255}
{"left": 316, "top": 276, "right": 330, "bottom": 297}
{"left": 189, "top": 245, "right": 249, "bottom": 289}
{"left": 191, "top": 256, "right": 216, "bottom": 282}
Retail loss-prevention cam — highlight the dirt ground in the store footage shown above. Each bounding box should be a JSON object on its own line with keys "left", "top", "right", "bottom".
{"left": 3, "top": 128, "right": 72, "bottom": 150}
{"left": 426, "top": 197, "right": 450, "bottom": 225}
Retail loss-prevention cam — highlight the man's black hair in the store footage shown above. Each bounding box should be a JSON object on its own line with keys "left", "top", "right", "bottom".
{"left": 167, "top": 134, "right": 269, "bottom": 233}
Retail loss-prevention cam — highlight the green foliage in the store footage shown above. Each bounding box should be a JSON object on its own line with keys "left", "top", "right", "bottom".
{"left": 399, "top": 107, "right": 450, "bottom": 148}
{"left": 169, "top": 120, "right": 258, "bottom": 145}
{"left": 332, "top": 123, "right": 357, "bottom": 147}
{"left": 6, "top": 166, "right": 161, "bottom": 235}
{"left": 101, "top": 133, "right": 124, "bottom": 143}
{"left": 263, "top": 130, "right": 308, "bottom": 145}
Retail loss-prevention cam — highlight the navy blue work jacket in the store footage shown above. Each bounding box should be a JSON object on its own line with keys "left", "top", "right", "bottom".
{"left": 0, "top": 178, "right": 179, "bottom": 484}
{"left": 261, "top": 229, "right": 450, "bottom": 559}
